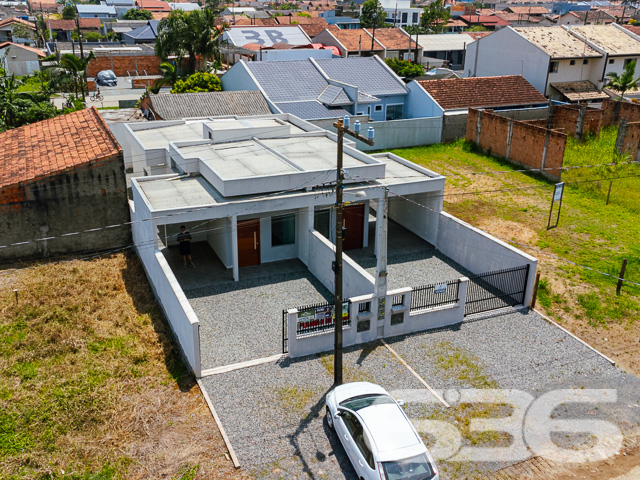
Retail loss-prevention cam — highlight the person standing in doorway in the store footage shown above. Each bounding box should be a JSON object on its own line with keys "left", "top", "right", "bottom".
{"left": 178, "top": 225, "right": 195, "bottom": 267}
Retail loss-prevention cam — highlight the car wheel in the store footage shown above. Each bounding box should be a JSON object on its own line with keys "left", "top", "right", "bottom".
{"left": 326, "top": 406, "right": 334, "bottom": 430}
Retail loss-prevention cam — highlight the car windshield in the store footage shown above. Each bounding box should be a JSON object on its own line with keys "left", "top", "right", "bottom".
{"left": 339, "top": 393, "right": 396, "bottom": 411}
{"left": 382, "top": 453, "right": 435, "bottom": 480}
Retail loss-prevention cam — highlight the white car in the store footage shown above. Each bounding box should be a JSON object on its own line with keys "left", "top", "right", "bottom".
{"left": 326, "top": 382, "right": 439, "bottom": 480}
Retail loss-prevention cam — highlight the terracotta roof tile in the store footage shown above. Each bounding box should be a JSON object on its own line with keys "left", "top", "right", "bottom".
{"left": 0, "top": 41, "right": 46, "bottom": 57}
{"left": 364, "top": 28, "right": 416, "bottom": 50}
{"left": 330, "top": 28, "right": 384, "bottom": 52}
{"left": 47, "top": 18, "right": 102, "bottom": 31}
{"left": 0, "top": 17, "right": 35, "bottom": 30}
{"left": 0, "top": 108, "right": 121, "bottom": 189}
{"left": 136, "top": 0, "right": 171, "bottom": 11}
{"left": 504, "top": 6, "right": 549, "bottom": 14}
{"left": 417, "top": 75, "right": 547, "bottom": 110}
{"left": 459, "top": 14, "right": 510, "bottom": 26}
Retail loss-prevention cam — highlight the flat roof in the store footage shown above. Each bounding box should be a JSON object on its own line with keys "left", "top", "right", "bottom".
{"left": 135, "top": 122, "right": 203, "bottom": 149}
{"left": 139, "top": 175, "right": 225, "bottom": 209}
{"left": 259, "top": 137, "right": 363, "bottom": 171}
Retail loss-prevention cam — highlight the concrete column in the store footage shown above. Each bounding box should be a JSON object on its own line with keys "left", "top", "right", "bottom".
{"left": 615, "top": 118, "right": 628, "bottom": 154}
{"left": 231, "top": 214, "right": 239, "bottom": 282}
{"left": 505, "top": 118, "right": 514, "bottom": 160}
{"left": 576, "top": 105, "right": 587, "bottom": 140}
{"left": 541, "top": 130, "right": 550, "bottom": 175}
{"left": 475, "top": 110, "right": 482, "bottom": 144}
{"left": 374, "top": 189, "right": 388, "bottom": 301}
{"left": 362, "top": 200, "right": 369, "bottom": 248}
{"left": 287, "top": 308, "right": 299, "bottom": 358}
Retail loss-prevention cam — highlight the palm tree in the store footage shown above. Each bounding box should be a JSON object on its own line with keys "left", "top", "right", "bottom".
{"left": 155, "top": 10, "right": 223, "bottom": 75}
{"left": 46, "top": 52, "right": 95, "bottom": 102}
{"left": 150, "top": 61, "right": 179, "bottom": 93}
{"left": 606, "top": 60, "right": 640, "bottom": 100}
{"left": 0, "top": 75, "right": 36, "bottom": 129}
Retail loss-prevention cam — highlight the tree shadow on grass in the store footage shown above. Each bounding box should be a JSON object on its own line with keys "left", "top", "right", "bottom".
{"left": 120, "top": 250, "right": 195, "bottom": 393}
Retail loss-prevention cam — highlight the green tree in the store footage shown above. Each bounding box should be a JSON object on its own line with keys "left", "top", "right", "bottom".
{"left": 606, "top": 60, "right": 640, "bottom": 100}
{"left": 171, "top": 71, "right": 221, "bottom": 93}
{"left": 385, "top": 57, "right": 424, "bottom": 77}
{"left": 360, "top": 0, "right": 386, "bottom": 28}
{"left": 11, "top": 23, "right": 34, "bottom": 43}
{"left": 62, "top": 4, "right": 77, "bottom": 20}
{"left": 46, "top": 52, "right": 96, "bottom": 102}
{"left": 467, "top": 25, "right": 488, "bottom": 32}
{"left": 0, "top": 75, "right": 35, "bottom": 129}
{"left": 155, "top": 10, "right": 223, "bottom": 75}
{"left": 150, "top": 61, "right": 179, "bottom": 93}
{"left": 122, "top": 8, "right": 153, "bottom": 20}
{"left": 420, "top": 0, "right": 451, "bottom": 33}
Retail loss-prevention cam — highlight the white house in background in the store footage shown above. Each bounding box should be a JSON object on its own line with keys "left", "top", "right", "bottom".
{"left": 417, "top": 33, "right": 475, "bottom": 69}
{"left": 378, "top": 0, "right": 423, "bottom": 27}
{"left": 123, "top": 113, "right": 537, "bottom": 375}
{"left": 464, "top": 26, "right": 604, "bottom": 96}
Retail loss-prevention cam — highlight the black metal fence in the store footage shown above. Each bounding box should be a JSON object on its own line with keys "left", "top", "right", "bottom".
{"left": 411, "top": 279, "right": 461, "bottom": 312}
{"left": 464, "top": 265, "right": 529, "bottom": 316}
{"left": 294, "top": 300, "right": 351, "bottom": 337}
{"left": 282, "top": 309, "right": 289, "bottom": 354}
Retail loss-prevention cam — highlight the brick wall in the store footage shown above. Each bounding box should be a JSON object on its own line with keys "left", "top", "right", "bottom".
{"left": 0, "top": 154, "right": 131, "bottom": 261}
{"left": 618, "top": 121, "right": 640, "bottom": 161}
{"left": 88, "top": 54, "right": 162, "bottom": 77}
{"left": 466, "top": 108, "right": 566, "bottom": 181}
{"left": 602, "top": 99, "right": 640, "bottom": 126}
{"left": 132, "top": 77, "right": 158, "bottom": 88}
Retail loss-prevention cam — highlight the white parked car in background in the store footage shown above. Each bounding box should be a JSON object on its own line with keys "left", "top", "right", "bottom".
{"left": 326, "top": 382, "right": 439, "bottom": 480}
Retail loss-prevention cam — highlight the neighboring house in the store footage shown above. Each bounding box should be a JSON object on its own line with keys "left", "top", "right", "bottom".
{"left": 0, "top": 17, "right": 35, "bottom": 44}
{"left": 139, "top": 91, "right": 273, "bottom": 120}
{"left": 367, "top": 27, "right": 420, "bottom": 60}
{"left": 503, "top": 6, "right": 550, "bottom": 15}
{"left": 417, "top": 33, "right": 475, "bottom": 69}
{"left": 102, "top": 0, "right": 136, "bottom": 18}
{"left": 76, "top": 4, "right": 118, "bottom": 19}
{"left": 464, "top": 26, "right": 604, "bottom": 96}
{"left": 312, "top": 27, "right": 385, "bottom": 57}
{"left": 0, "top": 108, "right": 130, "bottom": 261}
{"left": 458, "top": 14, "right": 510, "bottom": 30}
{"left": 167, "top": 2, "right": 200, "bottom": 11}
{"left": 136, "top": 0, "right": 171, "bottom": 13}
{"left": 406, "top": 75, "right": 548, "bottom": 119}
{"left": 123, "top": 20, "right": 159, "bottom": 44}
{"left": 558, "top": 9, "right": 615, "bottom": 25}
{"left": 223, "top": 25, "right": 312, "bottom": 48}
{"left": 318, "top": 10, "right": 360, "bottom": 29}
{"left": 221, "top": 56, "right": 409, "bottom": 121}
{"left": 220, "top": 7, "right": 257, "bottom": 16}
{"left": 105, "top": 19, "right": 147, "bottom": 39}
{"left": 0, "top": 41, "right": 45, "bottom": 75}
{"left": 551, "top": 2, "right": 590, "bottom": 16}
{"left": 274, "top": 16, "right": 329, "bottom": 35}
{"left": 47, "top": 18, "right": 103, "bottom": 42}
{"left": 493, "top": 12, "right": 546, "bottom": 27}
{"left": 239, "top": 43, "right": 335, "bottom": 62}
{"left": 379, "top": 0, "right": 422, "bottom": 28}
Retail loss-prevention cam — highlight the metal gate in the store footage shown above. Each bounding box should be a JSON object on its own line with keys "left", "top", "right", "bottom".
{"left": 282, "top": 309, "right": 288, "bottom": 354}
{"left": 464, "top": 265, "right": 530, "bottom": 316}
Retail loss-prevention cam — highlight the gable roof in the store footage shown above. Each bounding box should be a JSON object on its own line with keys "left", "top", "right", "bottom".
{"left": 315, "top": 57, "right": 408, "bottom": 96}
{"left": 512, "top": 26, "right": 602, "bottom": 59}
{"left": 551, "top": 80, "right": 609, "bottom": 102}
{"left": 136, "top": 0, "right": 171, "bottom": 11}
{"left": 0, "top": 41, "right": 46, "bottom": 57}
{"left": 299, "top": 22, "right": 331, "bottom": 38}
{"left": 145, "top": 91, "right": 272, "bottom": 120}
{"left": 504, "top": 6, "right": 549, "bottom": 14}
{"left": 0, "top": 108, "right": 121, "bottom": 189}
{"left": 570, "top": 24, "right": 640, "bottom": 56}
{"left": 459, "top": 15, "right": 510, "bottom": 26}
{"left": 0, "top": 17, "right": 35, "bottom": 30}
{"left": 495, "top": 12, "right": 542, "bottom": 23}
{"left": 364, "top": 28, "right": 416, "bottom": 50}
{"left": 570, "top": 10, "right": 615, "bottom": 23}
{"left": 47, "top": 18, "right": 102, "bottom": 31}
{"left": 417, "top": 33, "right": 475, "bottom": 51}
{"left": 417, "top": 75, "right": 547, "bottom": 110}
{"left": 76, "top": 4, "right": 117, "bottom": 14}
{"left": 328, "top": 28, "right": 384, "bottom": 52}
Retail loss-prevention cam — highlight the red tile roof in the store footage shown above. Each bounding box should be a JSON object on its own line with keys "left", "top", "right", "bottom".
{"left": 0, "top": 17, "right": 36, "bottom": 30}
{"left": 47, "top": 18, "right": 102, "bottom": 31}
{"left": 136, "top": 0, "right": 171, "bottom": 11}
{"left": 623, "top": 25, "right": 640, "bottom": 36}
{"left": 330, "top": 28, "right": 384, "bottom": 52}
{"left": 364, "top": 27, "right": 417, "bottom": 50}
{"left": 504, "top": 6, "right": 550, "bottom": 14}
{"left": 464, "top": 31, "right": 493, "bottom": 41}
{"left": 459, "top": 14, "right": 510, "bottom": 26}
{"left": 0, "top": 108, "right": 122, "bottom": 189}
{"left": 0, "top": 41, "right": 46, "bottom": 57}
{"left": 417, "top": 75, "right": 547, "bottom": 110}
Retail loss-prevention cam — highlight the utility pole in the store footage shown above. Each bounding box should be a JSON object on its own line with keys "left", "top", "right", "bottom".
{"left": 332, "top": 116, "right": 375, "bottom": 386}
{"left": 75, "top": 15, "right": 87, "bottom": 103}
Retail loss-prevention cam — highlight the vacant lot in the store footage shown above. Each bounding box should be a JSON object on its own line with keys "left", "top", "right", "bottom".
{"left": 390, "top": 131, "right": 640, "bottom": 376}
{"left": 0, "top": 252, "right": 246, "bottom": 480}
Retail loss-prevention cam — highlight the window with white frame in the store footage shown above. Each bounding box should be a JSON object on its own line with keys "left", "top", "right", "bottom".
{"left": 386, "top": 104, "right": 403, "bottom": 120}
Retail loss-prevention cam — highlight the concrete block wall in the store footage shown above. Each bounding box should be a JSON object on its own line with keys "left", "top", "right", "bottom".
{"left": 0, "top": 154, "right": 131, "bottom": 261}
{"left": 132, "top": 77, "right": 158, "bottom": 88}
{"left": 602, "top": 98, "right": 640, "bottom": 126}
{"left": 617, "top": 121, "right": 640, "bottom": 161}
{"left": 88, "top": 54, "right": 162, "bottom": 77}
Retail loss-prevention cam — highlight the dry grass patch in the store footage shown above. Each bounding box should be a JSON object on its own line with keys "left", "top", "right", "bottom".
{"left": 0, "top": 252, "right": 246, "bottom": 480}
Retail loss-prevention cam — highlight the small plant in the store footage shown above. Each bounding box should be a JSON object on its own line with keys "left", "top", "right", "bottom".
{"left": 385, "top": 57, "right": 424, "bottom": 78}
{"left": 171, "top": 72, "right": 221, "bottom": 93}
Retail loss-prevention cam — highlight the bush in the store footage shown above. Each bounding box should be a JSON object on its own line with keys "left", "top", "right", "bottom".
{"left": 123, "top": 8, "right": 153, "bottom": 20}
{"left": 171, "top": 72, "right": 221, "bottom": 93}
{"left": 83, "top": 31, "right": 104, "bottom": 42}
{"left": 384, "top": 57, "right": 424, "bottom": 78}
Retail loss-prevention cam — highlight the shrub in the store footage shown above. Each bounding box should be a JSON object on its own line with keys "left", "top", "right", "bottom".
{"left": 384, "top": 57, "right": 424, "bottom": 78}
{"left": 171, "top": 72, "right": 221, "bottom": 93}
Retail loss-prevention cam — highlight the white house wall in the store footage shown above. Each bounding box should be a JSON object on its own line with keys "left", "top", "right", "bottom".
{"left": 546, "top": 57, "right": 604, "bottom": 95}
{"left": 464, "top": 28, "right": 550, "bottom": 95}
{"left": 207, "top": 217, "right": 233, "bottom": 268}
{"left": 387, "top": 192, "right": 441, "bottom": 245}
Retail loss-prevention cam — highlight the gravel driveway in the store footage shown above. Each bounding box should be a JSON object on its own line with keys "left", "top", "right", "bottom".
{"left": 201, "top": 309, "right": 640, "bottom": 480}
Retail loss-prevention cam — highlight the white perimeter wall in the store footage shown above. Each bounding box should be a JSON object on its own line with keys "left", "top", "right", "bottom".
{"left": 306, "top": 229, "right": 375, "bottom": 299}
{"left": 388, "top": 193, "right": 442, "bottom": 245}
{"left": 436, "top": 211, "right": 538, "bottom": 306}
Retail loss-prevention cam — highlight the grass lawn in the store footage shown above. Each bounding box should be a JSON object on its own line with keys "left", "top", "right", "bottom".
{"left": 0, "top": 253, "right": 246, "bottom": 480}
{"left": 389, "top": 133, "right": 640, "bottom": 374}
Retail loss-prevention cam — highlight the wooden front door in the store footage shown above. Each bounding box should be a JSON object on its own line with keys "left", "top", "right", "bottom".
{"left": 237, "top": 219, "right": 261, "bottom": 268}
{"left": 343, "top": 204, "right": 365, "bottom": 251}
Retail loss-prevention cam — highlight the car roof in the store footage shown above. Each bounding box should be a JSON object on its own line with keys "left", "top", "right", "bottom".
{"left": 357, "top": 403, "right": 423, "bottom": 455}
{"left": 333, "top": 382, "right": 388, "bottom": 405}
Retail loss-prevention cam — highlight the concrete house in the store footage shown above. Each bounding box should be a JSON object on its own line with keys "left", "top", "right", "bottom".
{"left": 0, "top": 41, "right": 45, "bottom": 75}
{"left": 406, "top": 75, "right": 548, "bottom": 141}
{"left": 47, "top": 18, "right": 103, "bottom": 42}
{"left": 122, "top": 113, "right": 537, "bottom": 376}
{"left": 123, "top": 20, "right": 159, "bottom": 44}
{"left": 76, "top": 4, "right": 118, "bottom": 19}
{"left": 221, "top": 56, "right": 409, "bottom": 121}
{"left": 417, "top": 33, "right": 475, "bottom": 69}
{"left": 0, "top": 108, "right": 130, "bottom": 261}
{"left": 464, "top": 26, "right": 604, "bottom": 96}
{"left": 0, "top": 17, "right": 35, "bottom": 44}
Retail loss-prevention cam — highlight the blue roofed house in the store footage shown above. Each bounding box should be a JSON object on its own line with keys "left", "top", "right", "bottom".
{"left": 221, "top": 56, "right": 409, "bottom": 121}
{"left": 76, "top": 4, "right": 118, "bottom": 19}
{"left": 123, "top": 20, "right": 159, "bottom": 44}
